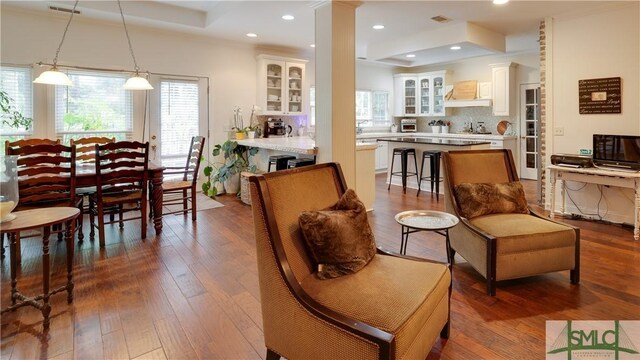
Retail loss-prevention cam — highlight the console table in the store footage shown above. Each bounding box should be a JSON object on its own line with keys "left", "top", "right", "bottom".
{"left": 548, "top": 165, "right": 640, "bottom": 240}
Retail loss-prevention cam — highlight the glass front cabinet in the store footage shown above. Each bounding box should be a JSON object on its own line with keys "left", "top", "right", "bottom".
{"left": 257, "top": 55, "right": 308, "bottom": 116}
{"left": 394, "top": 71, "right": 447, "bottom": 117}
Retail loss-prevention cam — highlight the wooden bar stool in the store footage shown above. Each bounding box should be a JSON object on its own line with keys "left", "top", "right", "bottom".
{"left": 417, "top": 150, "right": 443, "bottom": 200}
{"left": 388, "top": 148, "right": 419, "bottom": 194}
{"left": 268, "top": 155, "right": 296, "bottom": 172}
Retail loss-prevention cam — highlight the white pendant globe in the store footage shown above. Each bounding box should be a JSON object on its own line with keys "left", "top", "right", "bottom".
{"left": 123, "top": 76, "right": 153, "bottom": 90}
{"left": 33, "top": 70, "right": 73, "bottom": 86}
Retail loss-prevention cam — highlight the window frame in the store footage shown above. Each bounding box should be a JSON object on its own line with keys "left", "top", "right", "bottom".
{"left": 356, "top": 89, "right": 390, "bottom": 127}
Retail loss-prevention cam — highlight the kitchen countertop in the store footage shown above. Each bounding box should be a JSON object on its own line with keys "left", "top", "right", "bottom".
{"left": 377, "top": 137, "right": 491, "bottom": 146}
{"left": 236, "top": 136, "right": 378, "bottom": 154}
{"left": 357, "top": 132, "right": 516, "bottom": 140}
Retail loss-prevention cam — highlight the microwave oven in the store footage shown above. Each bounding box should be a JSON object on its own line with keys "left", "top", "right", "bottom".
{"left": 400, "top": 119, "right": 417, "bottom": 132}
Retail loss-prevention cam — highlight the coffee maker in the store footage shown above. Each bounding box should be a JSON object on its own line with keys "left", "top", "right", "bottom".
{"left": 264, "top": 118, "right": 290, "bottom": 138}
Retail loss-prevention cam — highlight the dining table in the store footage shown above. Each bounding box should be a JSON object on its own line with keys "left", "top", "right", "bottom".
{"left": 76, "top": 162, "right": 166, "bottom": 234}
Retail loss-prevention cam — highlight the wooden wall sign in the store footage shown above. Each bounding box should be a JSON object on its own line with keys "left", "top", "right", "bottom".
{"left": 578, "top": 77, "right": 621, "bottom": 114}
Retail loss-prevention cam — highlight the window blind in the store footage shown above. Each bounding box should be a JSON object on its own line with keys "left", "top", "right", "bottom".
{"left": 1, "top": 65, "right": 33, "bottom": 137}
{"left": 160, "top": 80, "right": 199, "bottom": 160}
{"left": 356, "top": 90, "right": 372, "bottom": 121}
{"left": 55, "top": 70, "right": 132, "bottom": 144}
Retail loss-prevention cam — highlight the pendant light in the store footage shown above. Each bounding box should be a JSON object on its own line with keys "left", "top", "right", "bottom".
{"left": 33, "top": 0, "right": 78, "bottom": 86}
{"left": 117, "top": 0, "right": 153, "bottom": 90}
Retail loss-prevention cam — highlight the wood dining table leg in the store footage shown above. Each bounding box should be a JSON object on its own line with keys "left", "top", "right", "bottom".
{"left": 42, "top": 226, "right": 52, "bottom": 329}
{"left": 151, "top": 170, "right": 163, "bottom": 234}
{"left": 9, "top": 233, "right": 17, "bottom": 306}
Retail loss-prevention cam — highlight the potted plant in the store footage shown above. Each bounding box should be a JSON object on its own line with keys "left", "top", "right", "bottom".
{"left": 1, "top": 90, "right": 33, "bottom": 130}
{"left": 202, "top": 140, "right": 258, "bottom": 196}
{"left": 428, "top": 119, "right": 442, "bottom": 134}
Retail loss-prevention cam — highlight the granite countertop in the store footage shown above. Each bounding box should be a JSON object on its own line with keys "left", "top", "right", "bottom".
{"left": 235, "top": 136, "right": 378, "bottom": 154}
{"left": 377, "top": 137, "right": 491, "bottom": 146}
{"left": 357, "top": 132, "right": 517, "bottom": 140}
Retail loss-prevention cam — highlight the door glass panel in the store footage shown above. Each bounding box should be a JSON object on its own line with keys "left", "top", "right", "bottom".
{"left": 526, "top": 105, "right": 536, "bottom": 120}
{"left": 160, "top": 80, "right": 199, "bottom": 169}
{"left": 526, "top": 121, "right": 537, "bottom": 136}
{"left": 267, "top": 64, "right": 283, "bottom": 112}
{"left": 525, "top": 89, "right": 535, "bottom": 104}
{"left": 420, "top": 78, "right": 429, "bottom": 114}
{"left": 526, "top": 154, "right": 536, "bottom": 168}
{"left": 526, "top": 138, "right": 536, "bottom": 152}
{"left": 433, "top": 76, "right": 444, "bottom": 113}
{"left": 405, "top": 79, "right": 416, "bottom": 114}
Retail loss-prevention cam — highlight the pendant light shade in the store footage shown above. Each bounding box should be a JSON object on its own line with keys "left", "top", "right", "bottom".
{"left": 33, "top": 69, "right": 73, "bottom": 86}
{"left": 123, "top": 74, "right": 153, "bottom": 90}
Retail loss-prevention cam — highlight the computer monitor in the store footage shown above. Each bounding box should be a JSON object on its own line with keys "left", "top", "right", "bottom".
{"left": 593, "top": 134, "right": 640, "bottom": 171}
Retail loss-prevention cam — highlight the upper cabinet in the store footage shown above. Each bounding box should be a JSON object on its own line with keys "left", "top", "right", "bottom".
{"left": 491, "top": 62, "right": 517, "bottom": 116}
{"left": 394, "top": 71, "right": 448, "bottom": 117}
{"left": 257, "top": 55, "right": 308, "bottom": 116}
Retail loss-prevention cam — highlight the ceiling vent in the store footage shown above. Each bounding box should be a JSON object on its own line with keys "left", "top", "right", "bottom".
{"left": 49, "top": 6, "right": 80, "bottom": 15}
{"left": 430, "top": 15, "right": 451, "bottom": 23}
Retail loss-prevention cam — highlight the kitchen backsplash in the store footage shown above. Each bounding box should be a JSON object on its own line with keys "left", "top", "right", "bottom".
{"left": 395, "top": 107, "right": 518, "bottom": 135}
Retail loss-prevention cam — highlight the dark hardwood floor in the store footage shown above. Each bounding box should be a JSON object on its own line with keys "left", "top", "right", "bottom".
{"left": 1, "top": 174, "right": 639, "bottom": 359}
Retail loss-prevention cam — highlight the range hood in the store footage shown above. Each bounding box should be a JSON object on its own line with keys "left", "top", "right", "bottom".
{"left": 444, "top": 99, "right": 492, "bottom": 108}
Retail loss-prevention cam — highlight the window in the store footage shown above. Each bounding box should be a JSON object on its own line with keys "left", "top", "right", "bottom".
{"left": 160, "top": 80, "right": 199, "bottom": 166}
{"left": 55, "top": 70, "right": 132, "bottom": 144}
{"left": 1, "top": 66, "right": 33, "bottom": 141}
{"left": 356, "top": 90, "right": 390, "bottom": 127}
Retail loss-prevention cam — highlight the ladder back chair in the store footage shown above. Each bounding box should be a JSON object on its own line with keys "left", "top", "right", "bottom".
{"left": 6, "top": 143, "right": 80, "bottom": 263}
{"left": 91, "top": 141, "right": 149, "bottom": 247}
{"left": 150, "top": 136, "right": 205, "bottom": 221}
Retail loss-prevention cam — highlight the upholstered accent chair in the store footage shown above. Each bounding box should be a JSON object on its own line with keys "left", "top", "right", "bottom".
{"left": 249, "top": 163, "right": 451, "bottom": 360}
{"left": 442, "top": 149, "right": 580, "bottom": 296}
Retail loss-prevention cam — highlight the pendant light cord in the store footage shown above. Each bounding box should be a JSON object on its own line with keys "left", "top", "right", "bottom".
{"left": 52, "top": 0, "right": 79, "bottom": 67}
{"left": 117, "top": 0, "right": 141, "bottom": 74}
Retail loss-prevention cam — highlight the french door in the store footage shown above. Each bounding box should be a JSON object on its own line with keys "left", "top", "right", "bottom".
{"left": 148, "top": 77, "right": 208, "bottom": 172}
{"left": 519, "top": 84, "right": 540, "bottom": 180}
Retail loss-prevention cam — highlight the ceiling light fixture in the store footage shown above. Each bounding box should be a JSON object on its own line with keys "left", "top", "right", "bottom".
{"left": 406, "top": 54, "right": 416, "bottom": 58}
{"left": 34, "top": 0, "right": 153, "bottom": 90}
{"left": 372, "top": 24, "right": 385, "bottom": 30}
{"left": 450, "top": 45, "right": 461, "bottom": 50}
{"left": 310, "top": 44, "right": 316, "bottom": 48}
{"left": 246, "top": 33, "right": 258, "bottom": 38}
{"left": 493, "top": 0, "right": 509, "bottom": 4}
{"left": 282, "top": 14, "right": 294, "bottom": 20}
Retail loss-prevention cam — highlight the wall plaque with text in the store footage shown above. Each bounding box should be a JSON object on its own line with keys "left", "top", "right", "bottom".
{"left": 578, "top": 77, "right": 621, "bottom": 114}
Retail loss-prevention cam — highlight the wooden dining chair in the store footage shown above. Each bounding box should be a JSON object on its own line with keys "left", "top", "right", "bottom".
{"left": 70, "top": 136, "right": 117, "bottom": 238}
{"left": 6, "top": 143, "right": 80, "bottom": 263}
{"left": 5, "top": 138, "right": 60, "bottom": 154}
{"left": 150, "top": 136, "right": 205, "bottom": 221}
{"left": 91, "top": 141, "right": 149, "bottom": 247}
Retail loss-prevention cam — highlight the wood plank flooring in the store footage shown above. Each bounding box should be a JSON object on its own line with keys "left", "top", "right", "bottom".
{"left": 1, "top": 174, "right": 639, "bottom": 359}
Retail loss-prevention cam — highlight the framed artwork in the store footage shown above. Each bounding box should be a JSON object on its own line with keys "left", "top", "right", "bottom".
{"left": 578, "top": 77, "right": 621, "bottom": 114}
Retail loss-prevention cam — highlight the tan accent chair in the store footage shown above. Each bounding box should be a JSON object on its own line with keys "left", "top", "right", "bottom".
{"left": 442, "top": 149, "right": 580, "bottom": 296}
{"left": 249, "top": 163, "right": 451, "bottom": 360}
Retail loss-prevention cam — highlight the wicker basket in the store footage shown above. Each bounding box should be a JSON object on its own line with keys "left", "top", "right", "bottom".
{"left": 240, "top": 171, "right": 263, "bottom": 205}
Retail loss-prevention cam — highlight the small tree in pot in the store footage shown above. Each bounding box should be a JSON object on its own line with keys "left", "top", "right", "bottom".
{"left": 202, "top": 140, "right": 258, "bottom": 197}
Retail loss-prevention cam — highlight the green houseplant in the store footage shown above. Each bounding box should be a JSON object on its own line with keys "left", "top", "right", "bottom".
{"left": 1, "top": 90, "right": 33, "bottom": 130}
{"left": 202, "top": 140, "right": 258, "bottom": 196}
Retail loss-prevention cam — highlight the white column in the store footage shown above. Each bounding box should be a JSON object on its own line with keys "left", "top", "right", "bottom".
{"left": 315, "top": 1, "right": 361, "bottom": 188}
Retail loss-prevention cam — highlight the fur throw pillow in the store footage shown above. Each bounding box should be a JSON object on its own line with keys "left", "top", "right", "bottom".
{"left": 454, "top": 181, "right": 529, "bottom": 219}
{"left": 298, "top": 189, "right": 376, "bottom": 280}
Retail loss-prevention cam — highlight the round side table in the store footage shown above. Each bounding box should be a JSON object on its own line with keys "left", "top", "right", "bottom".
{"left": 0, "top": 207, "right": 80, "bottom": 330}
{"left": 394, "top": 210, "right": 459, "bottom": 263}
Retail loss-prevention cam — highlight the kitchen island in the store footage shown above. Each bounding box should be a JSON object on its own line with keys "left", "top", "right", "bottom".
{"left": 378, "top": 137, "right": 492, "bottom": 194}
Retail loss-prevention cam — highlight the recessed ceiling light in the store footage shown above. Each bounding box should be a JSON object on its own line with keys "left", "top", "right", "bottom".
{"left": 406, "top": 54, "right": 416, "bottom": 58}
{"left": 246, "top": 33, "right": 257, "bottom": 38}
{"left": 450, "top": 45, "right": 461, "bottom": 50}
{"left": 493, "top": 0, "right": 509, "bottom": 4}
{"left": 372, "top": 24, "right": 385, "bottom": 30}
{"left": 310, "top": 44, "right": 316, "bottom": 48}
{"left": 282, "top": 14, "right": 294, "bottom": 20}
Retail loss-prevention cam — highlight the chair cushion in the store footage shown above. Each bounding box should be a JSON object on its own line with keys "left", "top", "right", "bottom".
{"left": 300, "top": 255, "right": 450, "bottom": 357}
{"left": 299, "top": 189, "right": 376, "bottom": 279}
{"left": 454, "top": 181, "right": 529, "bottom": 219}
{"left": 469, "top": 213, "right": 576, "bottom": 254}
{"left": 94, "top": 190, "right": 143, "bottom": 205}
{"left": 162, "top": 180, "right": 193, "bottom": 191}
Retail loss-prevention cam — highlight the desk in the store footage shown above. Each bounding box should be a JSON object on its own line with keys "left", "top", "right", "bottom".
{"left": 1, "top": 207, "right": 79, "bottom": 329}
{"left": 76, "top": 163, "right": 165, "bottom": 234}
{"left": 548, "top": 165, "right": 640, "bottom": 240}
{"left": 394, "top": 210, "right": 459, "bottom": 263}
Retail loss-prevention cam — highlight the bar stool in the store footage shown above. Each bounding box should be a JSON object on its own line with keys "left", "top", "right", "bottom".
{"left": 387, "top": 148, "right": 419, "bottom": 194}
{"left": 268, "top": 155, "right": 296, "bottom": 172}
{"left": 287, "top": 158, "right": 316, "bottom": 169}
{"left": 417, "top": 150, "right": 443, "bottom": 200}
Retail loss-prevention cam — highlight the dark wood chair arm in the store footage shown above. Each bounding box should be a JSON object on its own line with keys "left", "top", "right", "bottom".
{"left": 376, "top": 246, "right": 448, "bottom": 266}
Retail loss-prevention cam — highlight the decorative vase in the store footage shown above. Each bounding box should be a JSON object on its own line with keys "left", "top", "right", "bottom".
{"left": 247, "top": 131, "right": 256, "bottom": 139}
{"left": 235, "top": 132, "right": 246, "bottom": 140}
{"left": 441, "top": 125, "right": 449, "bottom": 134}
{"left": 0, "top": 155, "right": 19, "bottom": 223}
{"left": 431, "top": 125, "right": 441, "bottom": 134}
{"left": 224, "top": 172, "right": 241, "bottom": 194}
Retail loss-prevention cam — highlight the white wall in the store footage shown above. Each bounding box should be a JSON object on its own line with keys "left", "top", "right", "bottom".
{"left": 547, "top": 3, "right": 640, "bottom": 225}
{"left": 0, "top": 6, "right": 314, "bottom": 154}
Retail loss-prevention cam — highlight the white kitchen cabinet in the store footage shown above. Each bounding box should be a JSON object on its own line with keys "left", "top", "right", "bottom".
{"left": 395, "top": 71, "right": 447, "bottom": 117}
{"left": 393, "top": 74, "right": 418, "bottom": 116}
{"left": 490, "top": 62, "right": 517, "bottom": 116}
{"left": 375, "top": 141, "right": 388, "bottom": 171}
{"left": 257, "top": 54, "right": 307, "bottom": 116}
